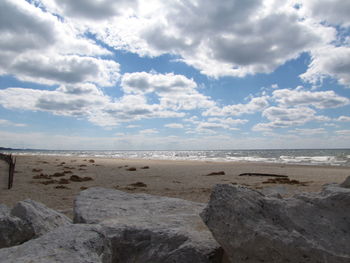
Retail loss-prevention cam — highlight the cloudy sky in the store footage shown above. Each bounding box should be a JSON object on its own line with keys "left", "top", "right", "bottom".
{"left": 0, "top": 0, "right": 350, "bottom": 150}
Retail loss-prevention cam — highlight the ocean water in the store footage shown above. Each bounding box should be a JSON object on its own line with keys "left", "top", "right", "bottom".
{"left": 2, "top": 149, "right": 350, "bottom": 167}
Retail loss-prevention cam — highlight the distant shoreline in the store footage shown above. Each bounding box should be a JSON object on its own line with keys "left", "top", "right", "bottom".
{"left": 1, "top": 148, "right": 350, "bottom": 167}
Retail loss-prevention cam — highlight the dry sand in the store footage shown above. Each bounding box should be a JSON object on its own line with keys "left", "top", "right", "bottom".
{"left": 1, "top": 155, "right": 349, "bottom": 218}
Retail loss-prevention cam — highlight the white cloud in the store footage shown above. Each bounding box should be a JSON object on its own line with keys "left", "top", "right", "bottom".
{"left": 193, "top": 117, "right": 247, "bottom": 134}
{"left": 0, "top": 119, "right": 27, "bottom": 127}
{"left": 203, "top": 96, "right": 269, "bottom": 117}
{"left": 41, "top": 0, "right": 137, "bottom": 21}
{"left": 300, "top": 46, "right": 350, "bottom": 87}
{"left": 207, "top": 117, "right": 248, "bottom": 126}
{"left": 7, "top": 54, "right": 120, "bottom": 86}
{"left": 289, "top": 128, "right": 327, "bottom": 135}
{"left": 253, "top": 106, "right": 330, "bottom": 131}
{"left": 272, "top": 88, "right": 349, "bottom": 108}
{"left": 0, "top": 86, "right": 108, "bottom": 117}
{"left": 121, "top": 72, "right": 215, "bottom": 111}
{"left": 335, "top": 130, "right": 350, "bottom": 136}
{"left": 165, "top": 123, "right": 184, "bottom": 129}
{"left": 139, "top": 129, "right": 159, "bottom": 134}
{"left": 0, "top": 0, "right": 119, "bottom": 86}
{"left": 336, "top": 116, "right": 350, "bottom": 122}
{"left": 54, "top": 0, "right": 334, "bottom": 78}
{"left": 299, "top": 0, "right": 350, "bottom": 27}
{"left": 0, "top": 85, "right": 185, "bottom": 127}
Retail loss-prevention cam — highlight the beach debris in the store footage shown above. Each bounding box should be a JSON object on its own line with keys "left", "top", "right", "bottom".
{"left": 73, "top": 187, "right": 223, "bottom": 262}
{"left": 340, "top": 176, "right": 350, "bottom": 188}
{"left": 70, "top": 175, "right": 93, "bottom": 182}
{"left": 201, "top": 183, "right": 350, "bottom": 263}
{"left": 262, "top": 177, "right": 308, "bottom": 186}
{"left": 239, "top": 172, "right": 288, "bottom": 178}
{"left": 125, "top": 186, "right": 137, "bottom": 191}
{"left": 55, "top": 185, "right": 70, "bottom": 189}
{"left": 0, "top": 153, "right": 16, "bottom": 189}
{"left": 88, "top": 159, "right": 95, "bottom": 163}
{"left": 80, "top": 186, "right": 88, "bottom": 190}
{"left": 31, "top": 168, "right": 42, "bottom": 173}
{"left": 140, "top": 166, "right": 150, "bottom": 169}
{"left": 126, "top": 167, "right": 137, "bottom": 171}
{"left": 129, "top": 182, "right": 147, "bottom": 187}
{"left": 58, "top": 178, "right": 70, "bottom": 184}
{"left": 32, "top": 173, "right": 51, "bottom": 180}
{"left": 51, "top": 172, "right": 65, "bottom": 177}
{"left": 39, "top": 180, "right": 58, "bottom": 185}
{"left": 205, "top": 171, "right": 225, "bottom": 176}
{"left": 79, "top": 164, "right": 87, "bottom": 167}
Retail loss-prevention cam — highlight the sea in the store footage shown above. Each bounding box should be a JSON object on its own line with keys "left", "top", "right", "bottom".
{"left": 1, "top": 149, "right": 350, "bottom": 167}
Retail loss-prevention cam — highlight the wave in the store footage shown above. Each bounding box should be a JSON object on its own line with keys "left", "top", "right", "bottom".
{"left": 1, "top": 149, "right": 350, "bottom": 167}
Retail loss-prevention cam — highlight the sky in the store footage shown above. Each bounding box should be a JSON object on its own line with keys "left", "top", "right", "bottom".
{"left": 0, "top": 0, "right": 350, "bottom": 150}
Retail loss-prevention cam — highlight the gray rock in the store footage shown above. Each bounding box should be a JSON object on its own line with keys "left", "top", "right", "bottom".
{"left": 0, "top": 224, "right": 111, "bottom": 263}
{"left": 201, "top": 184, "right": 350, "bottom": 263}
{"left": 259, "top": 185, "right": 287, "bottom": 198}
{"left": 11, "top": 199, "right": 72, "bottom": 237}
{"left": 340, "top": 176, "right": 350, "bottom": 188}
{"left": 74, "top": 187, "right": 222, "bottom": 263}
{"left": 0, "top": 204, "right": 33, "bottom": 248}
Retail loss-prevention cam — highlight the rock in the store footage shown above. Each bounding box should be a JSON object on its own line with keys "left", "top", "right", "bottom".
{"left": 11, "top": 199, "right": 72, "bottom": 237}
{"left": 0, "top": 204, "right": 32, "bottom": 248}
{"left": 0, "top": 224, "right": 111, "bottom": 263}
{"left": 259, "top": 185, "right": 300, "bottom": 198}
{"left": 201, "top": 184, "right": 350, "bottom": 263}
{"left": 74, "top": 187, "right": 222, "bottom": 263}
{"left": 340, "top": 176, "right": 350, "bottom": 188}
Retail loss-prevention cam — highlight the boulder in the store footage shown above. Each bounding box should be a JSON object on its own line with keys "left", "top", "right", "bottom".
{"left": 340, "top": 175, "right": 350, "bottom": 188}
{"left": 0, "top": 204, "right": 32, "bottom": 248}
{"left": 74, "top": 187, "right": 222, "bottom": 263}
{"left": 201, "top": 184, "right": 350, "bottom": 263}
{"left": 0, "top": 224, "right": 111, "bottom": 263}
{"left": 11, "top": 199, "right": 72, "bottom": 237}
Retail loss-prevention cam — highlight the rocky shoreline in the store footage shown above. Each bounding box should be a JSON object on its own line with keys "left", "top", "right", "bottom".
{"left": 1, "top": 176, "right": 349, "bottom": 262}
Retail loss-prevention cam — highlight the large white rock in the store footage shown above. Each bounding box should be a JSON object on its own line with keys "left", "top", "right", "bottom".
{"left": 0, "top": 224, "right": 111, "bottom": 263}
{"left": 0, "top": 204, "right": 32, "bottom": 248}
{"left": 74, "top": 187, "right": 223, "bottom": 263}
{"left": 0, "top": 200, "right": 71, "bottom": 248}
{"left": 11, "top": 199, "right": 72, "bottom": 237}
{"left": 201, "top": 183, "right": 350, "bottom": 263}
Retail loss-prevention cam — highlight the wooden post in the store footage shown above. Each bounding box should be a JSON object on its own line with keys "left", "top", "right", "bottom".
{"left": 0, "top": 153, "right": 16, "bottom": 189}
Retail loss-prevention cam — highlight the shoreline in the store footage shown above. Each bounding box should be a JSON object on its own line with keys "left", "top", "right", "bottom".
{"left": 1, "top": 154, "right": 349, "bottom": 218}
{"left": 2, "top": 148, "right": 350, "bottom": 168}
{"left": 2, "top": 152, "right": 350, "bottom": 169}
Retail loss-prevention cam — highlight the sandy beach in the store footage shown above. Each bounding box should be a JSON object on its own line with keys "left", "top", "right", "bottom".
{"left": 1, "top": 155, "right": 349, "bottom": 218}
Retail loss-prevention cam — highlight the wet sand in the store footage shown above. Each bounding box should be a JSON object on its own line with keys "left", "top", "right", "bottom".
{"left": 0, "top": 155, "right": 349, "bottom": 218}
